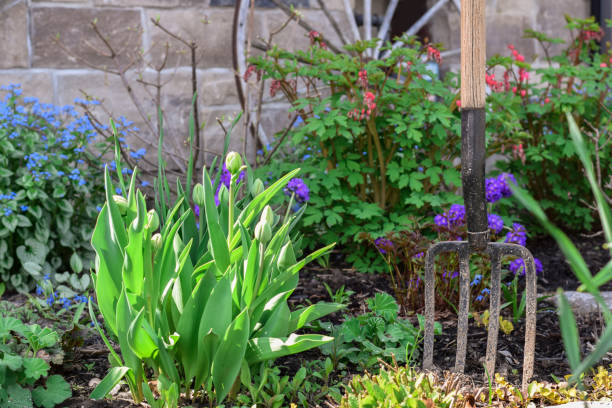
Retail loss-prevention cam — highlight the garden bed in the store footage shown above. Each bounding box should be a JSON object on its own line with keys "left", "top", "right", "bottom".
{"left": 33, "top": 231, "right": 609, "bottom": 407}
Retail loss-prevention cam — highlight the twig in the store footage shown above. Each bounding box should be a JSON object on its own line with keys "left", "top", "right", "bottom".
{"left": 262, "top": 115, "right": 298, "bottom": 166}
{"left": 316, "top": 0, "right": 349, "bottom": 46}
{"left": 269, "top": 0, "right": 345, "bottom": 54}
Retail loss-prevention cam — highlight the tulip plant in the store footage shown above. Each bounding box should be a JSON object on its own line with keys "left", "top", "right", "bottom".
{"left": 89, "top": 148, "right": 343, "bottom": 406}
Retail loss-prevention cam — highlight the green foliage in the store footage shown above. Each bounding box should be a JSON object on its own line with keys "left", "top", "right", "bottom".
{"left": 339, "top": 363, "right": 461, "bottom": 408}
{"left": 0, "top": 315, "right": 71, "bottom": 407}
{"left": 251, "top": 38, "right": 461, "bottom": 270}
{"left": 486, "top": 16, "right": 612, "bottom": 231}
{"left": 319, "top": 293, "right": 441, "bottom": 369}
{"left": 512, "top": 112, "right": 612, "bottom": 382}
{"left": 90, "top": 131, "right": 343, "bottom": 406}
{"left": 0, "top": 85, "right": 109, "bottom": 294}
{"left": 237, "top": 359, "right": 343, "bottom": 408}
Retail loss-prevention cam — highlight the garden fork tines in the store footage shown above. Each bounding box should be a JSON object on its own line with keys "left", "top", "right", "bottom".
{"left": 421, "top": 0, "right": 537, "bottom": 392}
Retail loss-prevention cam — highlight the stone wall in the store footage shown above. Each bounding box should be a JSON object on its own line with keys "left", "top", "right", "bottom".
{"left": 0, "top": 0, "right": 592, "bottom": 167}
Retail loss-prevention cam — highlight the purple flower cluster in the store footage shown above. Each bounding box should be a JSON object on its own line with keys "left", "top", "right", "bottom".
{"left": 497, "top": 173, "right": 517, "bottom": 197}
{"left": 284, "top": 178, "right": 310, "bottom": 203}
{"left": 485, "top": 177, "right": 503, "bottom": 203}
{"left": 487, "top": 213, "right": 504, "bottom": 234}
{"left": 486, "top": 173, "right": 517, "bottom": 203}
{"left": 442, "top": 269, "right": 459, "bottom": 280}
{"left": 509, "top": 257, "right": 543, "bottom": 276}
{"left": 374, "top": 237, "right": 394, "bottom": 254}
{"left": 214, "top": 163, "right": 245, "bottom": 206}
{"left": 504, "top": 223, "right": 527, "bottom": 246}
{"left": 435, "top": 204, "right": 504, "bottom": 235}
{"left": 434, "top": 204, "right": 465, "bottom": 227}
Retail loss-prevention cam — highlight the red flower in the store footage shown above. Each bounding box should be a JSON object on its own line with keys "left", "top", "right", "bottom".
{"left": 269, "top": 80, "right": 282, "bottom": 97}
{"left": 243, "top": 65, "right": 256, "bottom": 82}
{"left": 358, "top": 69, "right": 368, "bottom": 88}
{"left": 427, "top": 46, "right": 442, "bottom": 64}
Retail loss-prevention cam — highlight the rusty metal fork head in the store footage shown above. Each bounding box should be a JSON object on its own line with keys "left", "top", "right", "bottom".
{"left": 422, "top": 241, "right": 537, "bottom": 391}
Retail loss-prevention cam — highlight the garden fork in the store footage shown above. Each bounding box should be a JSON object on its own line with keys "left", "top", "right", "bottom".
{"left": 422, "top": 0, "right": 537, "bottom": 392}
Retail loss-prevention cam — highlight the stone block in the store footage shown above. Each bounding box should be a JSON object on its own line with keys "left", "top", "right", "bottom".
{"left": 146, "top": 8, "right": 234, "bottom": 69}
{"left": 257, "top": 103, "right": 294, "bottom": 141}
{"left": 0, "top": 71, "right": 54, "bottom": 103}
{"left": 210, "top": 0, "right": 309, "bottom": 8}
{"left": 536, "top": 0, "right": 589, "bottom": 55}
{"left": 31, "top": 0, "right": 88, "bottom": 3}
{"left": 0, "top": 1, "right": 29, "bottom": 68}
{"left": 494, "top": 0, "right": 537, "bottom": 16}
{"left": 553, "top": 291, "right": 612, "bottom": 318}
{"left": 486, "top": 14, "right": 536, "bottom": 60}
{"left": 31, "top": 7, "right": 142, "bottom": 69}
{"left": 199, "top": 69, "right": 239, "bottom": 106}
{"left": 93, "top": 0, "right": 202, "bottom": 7}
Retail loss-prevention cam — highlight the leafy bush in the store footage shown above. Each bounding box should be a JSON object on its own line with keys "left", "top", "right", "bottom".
{"left": 251, "top": 39, "right": 462, "bottom": 270}
{"left": 0, "top": 85, "right": 109, "bottom": 294}
{"left": 253, "top": 17, "right": 612, "bottom": 268}
{"left": 0, "top": 315, "right": 72, "bottom": 407}
{"left": 90, "top": 144, "right": 344, "bottom": 405}
{"left": 484, "top": 16, "right": 612, "bottom": 231}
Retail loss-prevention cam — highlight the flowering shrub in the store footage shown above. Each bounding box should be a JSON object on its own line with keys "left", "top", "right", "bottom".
{"left": 252, "top": 38, "right": 461, "bottom": 270}
{"left": 0, "top": 85, "right": 110, "bottom": 293}
{"left": 485, "top": 16, "right": 612, "bottom": 230}
{"left": 253, "top": 17, "right": 612, "bottom": 268}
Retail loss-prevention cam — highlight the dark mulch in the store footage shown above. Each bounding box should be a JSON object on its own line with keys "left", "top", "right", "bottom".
{"left": 531, "top": 232, "right": 610, "bottom": 291}
{"left": 20, "top": 231, "right": 612, "bottom": 406}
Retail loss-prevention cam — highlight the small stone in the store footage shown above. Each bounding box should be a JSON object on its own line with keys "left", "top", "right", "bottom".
{"left": 554, "top": 291, "right": 612, "bottom": 317}
{"left": 88, "top": 378, "right": 101, "bottom": 388}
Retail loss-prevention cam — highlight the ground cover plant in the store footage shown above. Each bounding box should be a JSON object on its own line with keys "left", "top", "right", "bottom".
{"left": 0, "top": 314, "right": 72, "bottom": 407}
{"left": 0, "top": 85, "right": 146, "bottom": 298}
{"left": 0, "top": 85, "right": 108, "bottom": 294}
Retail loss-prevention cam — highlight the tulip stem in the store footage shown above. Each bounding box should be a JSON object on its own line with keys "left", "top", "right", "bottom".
{"left": 228, "top": 175, "right": 235, "bottom": 245}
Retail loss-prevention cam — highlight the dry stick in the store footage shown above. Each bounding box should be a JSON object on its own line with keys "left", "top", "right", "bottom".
{"left": 261, "top": 115, "right": 298, "bottom": 166}
{"left": 268, "top": 0, "right": 345, "bottom": 55}
{"left": 89, "top": 21, "right": 159, "bottom": 142}
{"left": 252, "top": 12, "right": 296, "bottom": 164}
{"left": 150, "top": 18, "right": 202, "bottom": 167}
{"left": 315, "top": 0, "right": 349, "bottom": 46}
{"left": 243, "top": 0, "right": 256, "bottom": 159}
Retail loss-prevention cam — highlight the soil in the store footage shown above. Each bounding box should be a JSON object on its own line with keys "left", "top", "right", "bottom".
{"left": 12, "top": 232, "right": 612, "bottom": 406}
